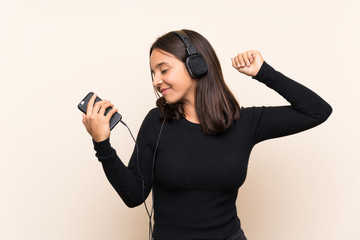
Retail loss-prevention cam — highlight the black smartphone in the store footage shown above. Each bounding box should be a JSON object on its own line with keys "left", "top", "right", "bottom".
{"left": 78, "top": 92, "right": 122, "bottom": 130}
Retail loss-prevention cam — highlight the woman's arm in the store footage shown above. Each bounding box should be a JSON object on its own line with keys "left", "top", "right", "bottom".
{"left": 82, "top": 94, "right": 158, "bottom": 207}
{"left": 232, "top": 51, "right": 332, "bottom": 143}
{"left": 93, "top": 110, "right": 158, "bottom": 208}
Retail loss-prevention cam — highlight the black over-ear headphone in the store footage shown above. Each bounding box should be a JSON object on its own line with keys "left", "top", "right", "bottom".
{"left": 172, "top": 31, "right": 208, "bottom": 78}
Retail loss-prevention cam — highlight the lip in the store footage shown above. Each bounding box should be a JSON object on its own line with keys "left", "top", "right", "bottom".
{"left": 160, "top": 87, "right": 171, "bottom": 95}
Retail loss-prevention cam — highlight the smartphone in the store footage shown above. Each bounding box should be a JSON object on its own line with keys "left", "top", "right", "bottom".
{"left": 78, "top": 92, "right": 122, "bottom": 130}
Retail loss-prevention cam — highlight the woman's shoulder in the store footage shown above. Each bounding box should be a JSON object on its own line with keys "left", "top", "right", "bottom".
{"left": 141, "top": 107, "right": 163, "bottom": 126}
{"left": 137, "top": 108, "right": 163, "bottom": 136}
{"left": 146, "top": 107, "right": 162, "bottom": 119}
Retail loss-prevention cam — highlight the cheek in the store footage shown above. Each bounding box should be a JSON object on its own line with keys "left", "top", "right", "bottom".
{"left": 171, "top": 68, "right": 191, "bottom": 86}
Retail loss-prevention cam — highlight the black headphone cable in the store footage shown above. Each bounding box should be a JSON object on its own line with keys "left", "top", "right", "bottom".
{"left": 120, "top": 113, "right": 166, "bottom": 240}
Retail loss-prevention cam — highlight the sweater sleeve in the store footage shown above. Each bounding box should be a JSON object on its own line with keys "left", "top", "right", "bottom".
{"left": 93, "top": 109, "right": 159, "bottom": 208}
{"left": 247, "top": 61, "right": 332, "bottom": 144}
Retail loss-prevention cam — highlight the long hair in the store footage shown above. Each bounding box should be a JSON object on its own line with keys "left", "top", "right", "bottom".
{"left": 150, "top": 29, "right": 241, "bottom": 135}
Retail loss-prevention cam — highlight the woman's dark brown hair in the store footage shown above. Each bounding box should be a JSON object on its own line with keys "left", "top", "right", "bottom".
{"left": 150, "top": 29, "right": 241, "bottom": 135}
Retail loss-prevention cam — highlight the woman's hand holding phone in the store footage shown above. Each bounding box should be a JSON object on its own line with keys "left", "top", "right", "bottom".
{"left": 82, "top": 93, "right": 119, "bottom": 142}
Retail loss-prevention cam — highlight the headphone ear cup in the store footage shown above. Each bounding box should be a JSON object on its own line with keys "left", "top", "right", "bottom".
{"left": 185, "top": 54, "right": 208, "bottom": 78}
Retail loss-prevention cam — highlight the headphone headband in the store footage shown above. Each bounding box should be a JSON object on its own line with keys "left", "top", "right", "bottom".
{"left": 172, "top": 30, "right": 208, "bottom": 78}
{"left": 173, "top": 31, "right": 197, "bottom": 56}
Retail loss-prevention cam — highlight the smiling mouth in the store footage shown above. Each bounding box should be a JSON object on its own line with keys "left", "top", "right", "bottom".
{"left": 160, "top": 87, "right": 171, "bottom": 94}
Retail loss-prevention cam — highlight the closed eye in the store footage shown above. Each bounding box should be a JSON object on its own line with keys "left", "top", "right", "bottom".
{"left": 161, "top": 69, "right": 169, "bottom": 74}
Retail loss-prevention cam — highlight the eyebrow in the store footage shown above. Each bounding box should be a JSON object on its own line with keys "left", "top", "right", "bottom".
{"left": 151, "top": 62, "right": 170, "bottom": 72}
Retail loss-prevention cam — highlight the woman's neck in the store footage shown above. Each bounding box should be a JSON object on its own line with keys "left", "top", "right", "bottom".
{"left": 183, "top": 103, "right": 199, "bottom": 124}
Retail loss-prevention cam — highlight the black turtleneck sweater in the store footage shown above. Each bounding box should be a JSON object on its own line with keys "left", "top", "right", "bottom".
{"left": 92, "top": 61, "right": 332, "bottom": 240}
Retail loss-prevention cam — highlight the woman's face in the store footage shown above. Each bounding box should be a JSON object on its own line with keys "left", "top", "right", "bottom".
{"left": 150, "top": 48, "right": 196, "bottom": 105}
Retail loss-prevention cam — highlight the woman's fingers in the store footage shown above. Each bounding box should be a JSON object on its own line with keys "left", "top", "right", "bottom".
{"left": 82, "top": 113, "right": 86, "bottom": 124}
{"left": 105, "top": 107, "right": 119, "bottom": 121}
{"left": 231, "top": 50, "right": 263, "bottom": 77}
{"left": 236, "top": 53, "right": 245, "bottom": 67}
{"left": 86, "top": 93, "right": 97, "bottom": 116}
{"left": 85, "top": 93, "right": 112, "bottom": 118}
{"left": 91, "top": 100, "right": 110, "bottom": 118}
{"left": 236, "top": 51, "right": 258, "bottom": 65}
{"left": 81, "top": 94, "right": 117, "bottom": 142}
{"left": 247, "top": 51, "right": 254, "bottom": 64}
{"left": 231, "top": 57, "right": 238, "bottom": 69}
{"left": 242, "top": 52, "right": 251, "bottom": 67}
{"left": 232, "top": 52, "right": 252, "bottom": 69}
{"left": 98, "top": 101, "right": 114, "bottom": 116}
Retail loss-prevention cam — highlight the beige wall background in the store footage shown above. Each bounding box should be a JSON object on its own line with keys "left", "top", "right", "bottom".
{"left": 1, "top": 0, "right": 359, "bottom": 239}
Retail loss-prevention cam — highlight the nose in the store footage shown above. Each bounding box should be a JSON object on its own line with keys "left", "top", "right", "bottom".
{"left": 152, "top": 73, "right": 163, "bottom": 88}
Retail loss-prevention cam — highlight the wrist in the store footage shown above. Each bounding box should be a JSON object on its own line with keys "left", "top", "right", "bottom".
{"left": 93, "top": 138, "right": 115, "bottom": 158}
{"left": 93, "top": 136, "right": 108, "bottom": 143}
{"left": 92, "top": 132, "right": 110, "bottom": 143}
{"left": 252, "top": 61, "right": 270, "bottom": 80}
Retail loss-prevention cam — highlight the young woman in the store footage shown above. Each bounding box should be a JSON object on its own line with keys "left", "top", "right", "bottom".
{"left": 82, "top": 29, "right": 332, "bottom": 240}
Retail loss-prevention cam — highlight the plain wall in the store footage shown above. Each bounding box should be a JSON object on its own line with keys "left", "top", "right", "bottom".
{"left": 1, "top": 0, "right": 359, "bottom": 239}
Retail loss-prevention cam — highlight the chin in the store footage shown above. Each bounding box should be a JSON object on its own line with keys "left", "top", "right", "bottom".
{"left": 164, "top": 99, "right": 175, "bottom": 104}
{"left": 163, "top": 96, "right": 175, "bottom": 104}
